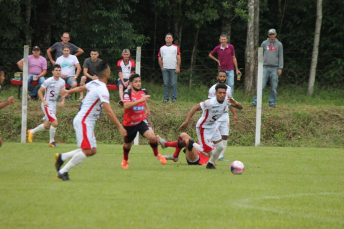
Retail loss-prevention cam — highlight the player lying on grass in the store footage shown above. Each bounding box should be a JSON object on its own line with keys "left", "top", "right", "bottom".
{"left": 54, "top": 61, "right": 127, "bottom": 181}
{"left": 121, "top": 73, "right": 166, "bottom": 169}
{"left": 157, "top": 132, "right": 210, "bottom": 165}
{"left": 179, "top": 83, "right": 242, "bottom": 169}
{"left": 0, "top": 66, "right": 14, "bottom": 147}
{"left": 27, "top": 64, "right": 66, "bottom": 148}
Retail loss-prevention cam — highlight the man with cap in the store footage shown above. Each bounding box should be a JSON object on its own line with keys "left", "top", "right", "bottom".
{"left": 17, "top": 46, "right": 48, "bottom": 100}
{"left": 252, "top": 28, "right": 284, "bottom": 108}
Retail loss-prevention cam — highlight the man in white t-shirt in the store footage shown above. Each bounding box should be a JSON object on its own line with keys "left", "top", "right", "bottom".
{"left": 56, "top": 45, "right": 81, "bottom": 101}
{"left": 180, "top": 83, "right": 242, "bottom": 169}
{"left": 27, "top": 65, "right": 66, "bottom": 148}
{"left": 158, "top": 33, "right": 181, "bottom": 103}
{"left": 116, "top": 49, "right": 135, "bottom": 106}
{"left": 54, "top": 61, "right": 127, "bottom": 181}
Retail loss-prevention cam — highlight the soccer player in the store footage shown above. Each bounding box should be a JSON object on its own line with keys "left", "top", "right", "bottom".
{"left": 121, "top": 73, "right": 167, "bottom": 169}
{"left": 27, "top": 64, "right": 66, "bottom": 148}
{"left": 0, "top": 66, "right": 14, "bottom": 147}
{"left": 179, "top": 83, "right": 242, "bottom": 169}
{"left": 208, "top": 70, "right": 238, "bottom": 161}
{"left": 157, "top": 133, "right": 210, "bottom": 165}
{"left": 54, "top": 61, "right": 126, "bottom": 181}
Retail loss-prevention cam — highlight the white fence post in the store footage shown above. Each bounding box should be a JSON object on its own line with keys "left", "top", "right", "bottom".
{"left": 255, "top": 47, "right": 263, "bottom": 147}
{"left": 134, "top": 46, "right": 142, "bottom": 145}
{"left": 21, "top": 45, "right": 29, "bottom": 143}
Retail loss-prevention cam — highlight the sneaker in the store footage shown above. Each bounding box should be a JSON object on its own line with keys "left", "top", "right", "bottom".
{"left": 156, "top": 135, "right": 166, "bottom": 149}
{"left": 49, "top": 142, "right": 58, "bottom": 148}
{"left": 27, "top": 129, "right": 34, "bottom": 143}
{"left": 66, "top": 96, "right": 73, "bottom": 101}
{"left": 251, "top": 103, "right": 256, "bottom": 107}
{"left": 269, "top": 104, "right": 276, "bottom": 108}
{"left": 157, "top": 153, "right": 167, "bottom": 165}
{"left": 54, "top": 153, "right": 64, "bottom": 172}
{"left": 163, "top": 100, "right": 168, "bottom": 103}
{"left": 206, "top": 162, "right": 217, "bottom": 169}
{"left": 218, "top": 157, "right": 229, "bottom": 162}
{"left": 164, "top": 154, "right": 178, "bottom": 162}
{"left": 57, "top": 171, "right": 70, "bottom": 181}
{"left": 118, "top": 101, "right": 124, "bottom": 106}
{"left": 121, "top": 159, "right": 129, "bottom": 169}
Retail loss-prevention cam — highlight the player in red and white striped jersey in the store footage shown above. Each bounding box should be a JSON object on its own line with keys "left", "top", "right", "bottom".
{"left": 121, "top": 73, "right": 167, "bottom": 169}
{"left": 27, "top": 64, "right": 66, "bottom": 148}
{"left": 54, "top": 61, "right": 126, "bottom": 181}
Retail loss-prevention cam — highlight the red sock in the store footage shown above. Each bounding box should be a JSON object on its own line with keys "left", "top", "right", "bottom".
{"left": 173, "top": 148, "right": 182, "bottom": 158}
{"left": 166, "top": 141, "right": 178, "bottom": 147}
{"left": 123, "top": 145, "right": 130, "bottom": 161}
{"left": 150, "top": 141, "right": 159, "bottom": 156}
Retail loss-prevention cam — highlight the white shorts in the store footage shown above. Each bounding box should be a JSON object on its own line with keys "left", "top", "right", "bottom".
{"left": 42, "top": 103, "right": 57, "bottom": 122}
{"left": 73, "top": 118, "right": 97, "bottom": 149}
{"left": 216, "top": 115, "right": 230, "bottom": 136}
{"left": 196, "top": 126, "right": 221, "bottom": 153}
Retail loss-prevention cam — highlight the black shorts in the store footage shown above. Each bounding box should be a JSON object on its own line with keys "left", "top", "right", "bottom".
{"left": 186, "top": 158, "right": 200, "bottom": 165}
{"left": 117, "top": 78, "right": 130, "bottom": 89}
{"left": 85, "top": 77, "right": 93, "bottom": 84}
{"left": 123, "top": 119, "right": 152, "bottom": 143}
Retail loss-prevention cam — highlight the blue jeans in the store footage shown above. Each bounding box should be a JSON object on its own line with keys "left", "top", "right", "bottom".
{"left": 162, "top": 69, "right": 178, "bottom": 101}
{"left": 28, "top": 74, "right": 45, "bottom": 97}
{"left": 252, "top": 66, "right": 279, "bottom": 105}
{"left": 225, "top": 70, "right": 234, "bottom": 97}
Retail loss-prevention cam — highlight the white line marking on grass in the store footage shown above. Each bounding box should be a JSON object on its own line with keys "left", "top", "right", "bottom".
{"left": 232, "top": 192, "right": 344, "bottom": 224}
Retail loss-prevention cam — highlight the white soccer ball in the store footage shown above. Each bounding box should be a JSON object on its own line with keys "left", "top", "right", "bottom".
{"left": 230, "top": 160, "right": 244, "bottom": 175}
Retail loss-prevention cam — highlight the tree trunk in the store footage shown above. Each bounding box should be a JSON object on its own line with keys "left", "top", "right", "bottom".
{"left": 244, "top": 0, "right": 259, "bottom": 95}
{"left": 173, "top": 2, "right": 183, "bottom": 47}
{"left": 25, "top": 0, "right": 32, "bottom": 47}
{"left": 189, "top": 27, "right": 200, "bottom": 88}
{"left": 33, "top": 0, "right": 51, "bottom": 52}
{"left": 221, "top": 17, "right": 232, "bottom": 43}
{"left": 308, "top": 0, "right": 323, "bottom": 95}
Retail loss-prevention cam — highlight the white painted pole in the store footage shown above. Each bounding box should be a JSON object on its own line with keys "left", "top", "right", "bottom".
{"left": 255, "top": 47, "right": 263, "bottom": 147}
{"left": 134, "top": 46, "right": 142, "bottom": 145}
{"left": 21, "top": 45, "right": 29, "bottom": 143}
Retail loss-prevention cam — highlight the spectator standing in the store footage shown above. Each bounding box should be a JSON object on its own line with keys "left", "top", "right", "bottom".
{"left": 78, "top": 49, "right": 102, "bottom": 101}
{"left": 117, "top": 49, "right": 135, "bottom": 106}
{"left": 17, "top": 46, "right": 47, "bottom": 100}
{"left": 56, "top": 46, "right": 81, "bottom": 101}
{"left": 251, "top": 28, "right": 283, "bottom": 108}
{"left": 158, "top": 33, "right": 181, "bottom": 103}
{"left": 209, "top": 34, "right": 241, "bottom": 97}
{"left": 47, "top": 32, "right": 84, "bottom": 65}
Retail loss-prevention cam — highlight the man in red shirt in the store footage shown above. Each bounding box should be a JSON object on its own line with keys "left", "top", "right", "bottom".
{"left": 121, "top": 74, "right": 167, "bottom": 169}
{"left": 209, "top": 34, "right": 241, "bottom": 97}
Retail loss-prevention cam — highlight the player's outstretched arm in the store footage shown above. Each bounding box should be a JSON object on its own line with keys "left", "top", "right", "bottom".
{"left": 64, "top": 85, "right": 87, "bottom": 97}
{"left": 123, "top": 95, "right": 150, "bottom": 110}
{"left": 228, "top": 98, "right": 243, "bottom": 110}
{"left": 229, "top": 106, "right": 238, "bottom": 125}
{"left": 179, "top": 104, "right": 201, "bottom": 129}
{"left": 103, "top": 102, "right": 127, "bottom": 137}
{"left": 0, "top": 96, "right": 14, "bottom": 109}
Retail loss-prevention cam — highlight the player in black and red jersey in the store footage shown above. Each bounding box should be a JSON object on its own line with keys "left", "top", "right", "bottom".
{"left": 121, "top": 74, "right": 167, "bottom": 169}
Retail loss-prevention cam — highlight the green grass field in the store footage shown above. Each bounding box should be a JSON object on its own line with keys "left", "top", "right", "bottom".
{"left": 0, "top": 143, "right": 343, "bottom": 228}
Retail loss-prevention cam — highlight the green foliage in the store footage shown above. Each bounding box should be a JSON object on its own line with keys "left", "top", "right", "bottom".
{"left": 1, "top": 144, "right": 344, "bottom": 228}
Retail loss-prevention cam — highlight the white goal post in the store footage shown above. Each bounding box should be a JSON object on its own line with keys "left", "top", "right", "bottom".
{"left": 255, "top": 47, "right": 263, "bottom": 147}
{"left": 21, "top": 45, "right": 29, "bottom": 143}
{"left": 133, "top": 46, "right": 142, "bottom": 145}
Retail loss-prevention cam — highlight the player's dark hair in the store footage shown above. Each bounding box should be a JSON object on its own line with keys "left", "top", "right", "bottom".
{"left": 165, "top": 33, "right": 173, "bottom": 38}
{"left": 53, "top": 64, "right": 61, "bottom": 70}
{"left": 219, "top": 34, "right": 228, "bottom": 39}
{"left": 62, "top": 45, "right": 70, "bottom": 51}
{"left": 95, "top": 60, "right": 109, "bottom": 78}
{"left": 90, "top": 48, "right": 98, "bottom": 53}
{"left": 62, "top": 32, "right": 70, "bottom": 37}
{"left": 218, "top": 70, "right": 226, "bottom": 75}
{"left": 129, "top": 73, "right": 141, "bottom": 82}
{"left": 0, "top": 66, "right": 4, "bottom": 74}
{"left": 215, "top": 83, "right": 227, "bottom": 91}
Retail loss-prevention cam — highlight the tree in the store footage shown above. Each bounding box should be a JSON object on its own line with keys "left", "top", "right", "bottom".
{"left": 308, "top": 0, "right": 323, "bottom": 95}
{"left": 244, "top": 0, "right": 259, "bottom": 94}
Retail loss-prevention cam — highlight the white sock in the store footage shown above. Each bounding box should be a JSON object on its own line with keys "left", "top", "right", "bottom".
{"left": 31, "top": 124, "right": 45, "bottom": 134}
{"left": 59, "top": 151, "right": 86, "bottom": 174}
{"left": 219, "top": 140, "right": 228, "bottom": 158}
{"left": 192, "top": 142, "right": 204, "bottom": 152}
{"left": 49, "top": 126, "right": 57, "bottom": 143}
{"left": 208, "top": 141, "right": 224, "bottom": 164}
{"left": 61, "top": 149, "right": 82, "bottom": 161}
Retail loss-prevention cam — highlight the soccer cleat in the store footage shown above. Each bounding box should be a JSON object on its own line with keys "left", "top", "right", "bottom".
{"left": 218, "top": 157, "right": 229, "bottom": 162}
{"left": 206, "top": 162, "right": 217, "bottom": 169}
{"left": 156, "top": 135, "right": 166, "bottom": 149}
{"left": 164, "top": 154, "right": 178, "bottom": 162}
{"left": 157, "top": 153, "right": 167, "bottom": 165}
{"left": 121, "top": 159, "right": 129, "bottom": 169}
{"left": 251, "top": 103, "right": 256, "bottom": 107}
{"left": 57, "top": 172, "right": 70, "bottom": 181}
{"left": 49, "top": 142, "right": 58, "bottom": 148}
{"left": 163, "top": 100, "right": 168, "bottom": 103}
{"left": 54, "top": 153, "right": 64, "bottom": 172}
{"left": 27, "top": 129, "right": 34, "bottom": 143}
